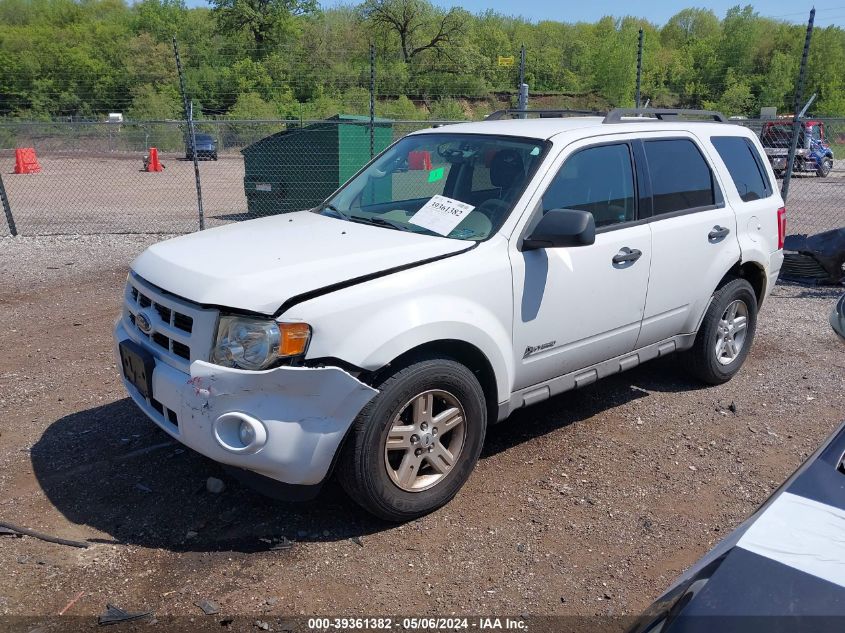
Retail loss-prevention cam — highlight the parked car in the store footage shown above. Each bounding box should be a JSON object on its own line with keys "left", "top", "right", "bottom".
{"left": 114, "top": 108, "right": 785, "bottom": 521}
{"left": 186, "top": 133, "right": 218, "bottom": 161}
{"left": 761, "top": 119, "right": 833, "bottom": 177}
{"left": 629, "top": 295, "right": 845, "bottom": 633}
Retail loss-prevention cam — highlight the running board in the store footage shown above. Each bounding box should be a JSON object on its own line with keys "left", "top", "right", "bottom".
{"left": 497, "top": 333, "right": 697, "bottom": 421}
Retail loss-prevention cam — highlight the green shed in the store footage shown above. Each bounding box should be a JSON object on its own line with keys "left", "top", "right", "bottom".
{"left": 241, "top": 114, "right": 394, "bottom": 216}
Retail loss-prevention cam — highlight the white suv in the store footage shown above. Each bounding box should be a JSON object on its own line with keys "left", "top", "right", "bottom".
{"left": 114, "top": 109, "right": 785, "bottom": 520}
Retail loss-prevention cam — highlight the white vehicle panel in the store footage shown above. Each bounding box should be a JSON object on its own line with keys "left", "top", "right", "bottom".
{"left": 131, "top": 210, "right": 470, "bottom": 315}
{"left": 290, "top": 238, "right": 515, "bottom": 404}
{"left": 510, "top": 227, "right": 651, "bottom": 389}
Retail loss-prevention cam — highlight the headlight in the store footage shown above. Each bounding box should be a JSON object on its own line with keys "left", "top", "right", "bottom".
{"left": 211, "top": 316, "right": 311, "bottom": 370}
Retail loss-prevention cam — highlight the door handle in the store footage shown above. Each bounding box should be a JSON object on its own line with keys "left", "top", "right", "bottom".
{"left": 708, "top": 225, "right": 730, "bottom": 241}
{"left": 612, "top": 247, "right": 642, "bottom": 265}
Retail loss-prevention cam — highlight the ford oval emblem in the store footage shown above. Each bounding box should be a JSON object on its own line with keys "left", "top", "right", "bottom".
{"left": 136, "top": 311, "right": 153, "bottom": 335}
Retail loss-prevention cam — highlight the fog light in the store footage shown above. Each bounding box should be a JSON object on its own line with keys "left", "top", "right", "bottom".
{"left": 213, "top": 412, "right": 267, "bottom": 454}
{"left": 238, "top": 420, "right": 256, "bottom": 445}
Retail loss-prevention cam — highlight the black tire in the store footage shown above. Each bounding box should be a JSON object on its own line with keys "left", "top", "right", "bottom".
{"left": 817, "top": 156, "right": 833, "bottom": 177}
{"left": 774, "top": 169, "right": 785, "bottom": 179}
{"left": 682, "top": 277, "right": 758, "bottom": 385}
{"left": 338, "top": 356, "right": 487, "bottom": 521}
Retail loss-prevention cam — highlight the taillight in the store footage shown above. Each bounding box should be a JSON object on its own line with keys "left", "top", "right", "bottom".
{"left": 777, "top": 207, "right": 786, "bottom": 249}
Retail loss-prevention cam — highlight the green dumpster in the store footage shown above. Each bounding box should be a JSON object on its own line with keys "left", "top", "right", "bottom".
{"left": 241, "top": 114, "right": 394, "bottom": 216}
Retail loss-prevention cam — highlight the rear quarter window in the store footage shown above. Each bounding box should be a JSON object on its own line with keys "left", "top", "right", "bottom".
{"left": 711, "top": 136, "right": 772, "bottom": 202}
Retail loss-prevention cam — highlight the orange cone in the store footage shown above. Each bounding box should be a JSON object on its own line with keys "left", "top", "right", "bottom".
{"left": 14, "top": 148, "right": 41, "bottom": 174}
{"left": 146, "top": 147, "right": 163, "bottom": 172}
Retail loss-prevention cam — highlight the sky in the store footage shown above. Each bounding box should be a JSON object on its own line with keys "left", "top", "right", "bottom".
{"left": 302, "top": 1, "right": 845, "bottom": 27}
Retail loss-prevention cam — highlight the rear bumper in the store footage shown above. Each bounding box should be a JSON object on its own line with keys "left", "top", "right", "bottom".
{"left": 114, "top": 320, "right": 378, "bottom": 486}
{"left": 766, "top": 250, "right": 784, "bottom": 301}
{"left": 187, "top": 149, "right": 216, "bottom": 159}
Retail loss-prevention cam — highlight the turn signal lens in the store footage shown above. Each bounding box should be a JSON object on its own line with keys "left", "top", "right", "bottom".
{"left": 279, "top": 322, "right": 311, "bottom": 357}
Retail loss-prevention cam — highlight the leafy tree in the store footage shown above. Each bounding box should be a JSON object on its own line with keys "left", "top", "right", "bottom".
{"left": 361, "top": 0, "right": 468, "bottom": 64}
{"left": 209, "top": 0, "right": 317, "bottom": 50}
{"left": 227, "top": 91, "right": 278, "bottom": 118}
{"left": 126, "top": 84, "right": 182, "bottom": 119}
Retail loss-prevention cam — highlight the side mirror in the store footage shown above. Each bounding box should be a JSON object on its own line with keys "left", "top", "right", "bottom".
{"left": 522, "top": 209, "right": 596, "bottom": 250}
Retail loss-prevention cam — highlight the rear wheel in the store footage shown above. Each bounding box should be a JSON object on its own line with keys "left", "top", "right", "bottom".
{"left": 817, "top": 156, "right": 833, "bottom": 177}
{"left": 682, "top": 277, "right": 758, "bottom": 385}
{"left": 338, "top": 356, "right": 487, "bottom": 521}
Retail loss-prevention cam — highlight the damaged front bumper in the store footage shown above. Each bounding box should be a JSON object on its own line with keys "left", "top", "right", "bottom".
{"left": 113, "top": 321, "right": 378, "bottom": 490}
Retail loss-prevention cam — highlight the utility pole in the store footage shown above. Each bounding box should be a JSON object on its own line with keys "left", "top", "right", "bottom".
{"left": 782, "top": 8, "right": 815, "bottom": 203}
{"left": 635, "top": 28, "right": 643, "bottom": 108}
{"left": 173, "top": 36, "right": 205, "bottom": 231}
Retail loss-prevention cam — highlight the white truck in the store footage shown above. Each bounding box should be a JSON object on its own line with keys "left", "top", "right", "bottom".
{"left": 115, "top": 109, "right": 785, "bottom": 521}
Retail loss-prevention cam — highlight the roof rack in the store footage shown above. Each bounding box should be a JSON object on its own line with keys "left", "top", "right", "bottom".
{"left": 485, "top": 109, "right": 606, "bottom": 120}
{"left": 603, "top": 108, "right": 727, "bottom": 124}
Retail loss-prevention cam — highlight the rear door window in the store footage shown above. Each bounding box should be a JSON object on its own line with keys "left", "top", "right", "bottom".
{"left": 711, "top": 136, "right": 772, "bottom": 202}
{"left": 644, "top": 139, "right": 717, "bottom": 215}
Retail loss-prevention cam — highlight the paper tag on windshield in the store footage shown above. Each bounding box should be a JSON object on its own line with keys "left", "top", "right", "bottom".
{"left": 409, "top": 195, "right": 475, "bottom": 236}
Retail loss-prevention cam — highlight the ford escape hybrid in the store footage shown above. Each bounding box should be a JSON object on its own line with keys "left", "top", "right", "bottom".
{"left": 115, "top": 108, "right": 785, "bottom": 520}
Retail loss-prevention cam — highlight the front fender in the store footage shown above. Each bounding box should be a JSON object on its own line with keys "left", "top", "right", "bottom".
{"left": 288, "top": 240, "right": 515, "bottom": 403}
{"left": 357, "top": 301, "right": 514, "bottom": 401}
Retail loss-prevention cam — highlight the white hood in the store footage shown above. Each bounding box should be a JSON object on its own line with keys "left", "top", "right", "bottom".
{"left": 131, "top": 211, "right": 470, "bottom": 315}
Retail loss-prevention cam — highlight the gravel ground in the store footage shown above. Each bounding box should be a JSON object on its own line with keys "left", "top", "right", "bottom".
{"left": 0, "top": 234, "right": 843, "bottom": 622}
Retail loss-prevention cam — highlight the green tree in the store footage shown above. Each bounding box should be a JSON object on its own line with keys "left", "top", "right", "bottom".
{"left": 361, "top": 0, "right": 468, "bottom": 64}
{"left": 127, "top": 84, "right": 182, "bottom": 119}
{"left": 209, "top": 0, "right": 317, "bottom": 50}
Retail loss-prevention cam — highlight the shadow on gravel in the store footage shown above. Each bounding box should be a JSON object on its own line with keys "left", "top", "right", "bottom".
{"left": 772, "top": 280, "right": 843, "bottom": 299}
{"left": 31, "top": 399, "right": 385, "bottom": 553}
{"left": 33, "top": 358, "right": 700, "bottom": 552}
{"left": 483, "top": 356, "right": 702, "bottom": 459}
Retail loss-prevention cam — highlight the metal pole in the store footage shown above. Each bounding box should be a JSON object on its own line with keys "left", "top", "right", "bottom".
{"left": 369, "top": 43, "right": 375, "bottom": 159}
{"left": 0, "top": 172, "right": 17, "bottom": 237}
{"left": 635, "top": 28, "right": 643, "bottom": 108}
{"left": 782, "top": 8, "right": 814, "bottom": 203}
{"left": 173, "top": 36, "right": 205, "bottom": 231}
{"left": 518, "top": 44, "right": 526, "bottom": 93}
{"left": 517, "top": 44, "right": 527, "bottom": 118}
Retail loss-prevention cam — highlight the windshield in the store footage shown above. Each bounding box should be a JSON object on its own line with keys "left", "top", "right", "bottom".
{"left": 315, "top": 133, "right": 547, "bottom": 241}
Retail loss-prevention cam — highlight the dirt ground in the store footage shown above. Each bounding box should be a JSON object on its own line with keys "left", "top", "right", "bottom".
{"left": 0, "top": 235, "right": 843, "bottom": 624}
{"left": 2, "top": 154, "right": 248, "bottom": 236}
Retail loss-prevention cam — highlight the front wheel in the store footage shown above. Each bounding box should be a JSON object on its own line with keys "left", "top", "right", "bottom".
{"left": 338, "top": 356, "right": 487, "bottom": 521}
{"left": 682, "top": 277, "right": 758, "bottom": 385}
{"left": 817, "top": 156, "right": 833, "bottom": 177}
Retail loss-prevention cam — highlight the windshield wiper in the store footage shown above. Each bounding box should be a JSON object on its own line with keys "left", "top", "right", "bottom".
{"left": 348, "top": 214, "right": 417, "bottom": 233}
{"left": 322, "top": 203, "right": 351, "bottom": 221}
{"left": 323, "top": 205, "right": 432, "bottom": 235}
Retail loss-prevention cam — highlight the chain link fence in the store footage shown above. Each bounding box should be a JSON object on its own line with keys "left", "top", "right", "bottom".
{"left": 0, "top": 115, "right": 843, "bottom": 238}
{"left": 0, "top": 118, "right": 453, "bottom": 236}
{"left": 735, "top": 117, "right": 844, "bottom": 236}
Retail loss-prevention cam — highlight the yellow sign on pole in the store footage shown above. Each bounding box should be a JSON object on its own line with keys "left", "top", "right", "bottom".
{"left": 497, "top": 55, "right": 515, "bottom": 67}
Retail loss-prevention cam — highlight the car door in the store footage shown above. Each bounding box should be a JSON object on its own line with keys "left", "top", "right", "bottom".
{"left": 510, "top": 138, "right": 652, "bottom": 391}
{"left": 636, "top": 134, "right": 741, "bottom": 347}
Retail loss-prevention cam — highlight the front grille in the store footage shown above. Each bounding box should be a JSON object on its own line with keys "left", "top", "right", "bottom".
{"left": 174, "top": 312, "right": 193, "bottom": 333}
{"left": 172, "top": 341, "right": 190, "bottom": 360}
{"left": 151, "top": 398, "right": 179, "bottom": 429}
{"left": 123, "top": 273, "right": 217, "bottom": 372}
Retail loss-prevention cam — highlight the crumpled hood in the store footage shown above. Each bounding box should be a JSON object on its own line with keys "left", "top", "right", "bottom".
{"left": 131, "top": 211, "right": 470, "bottom": 315}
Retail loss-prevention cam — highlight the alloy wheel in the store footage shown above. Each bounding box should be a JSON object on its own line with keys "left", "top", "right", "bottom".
{"left": 383, "top": 389, "right": 466, "bottom": 492}
{"left": 715, "top": 299, "right": 749, "bottom": 365}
